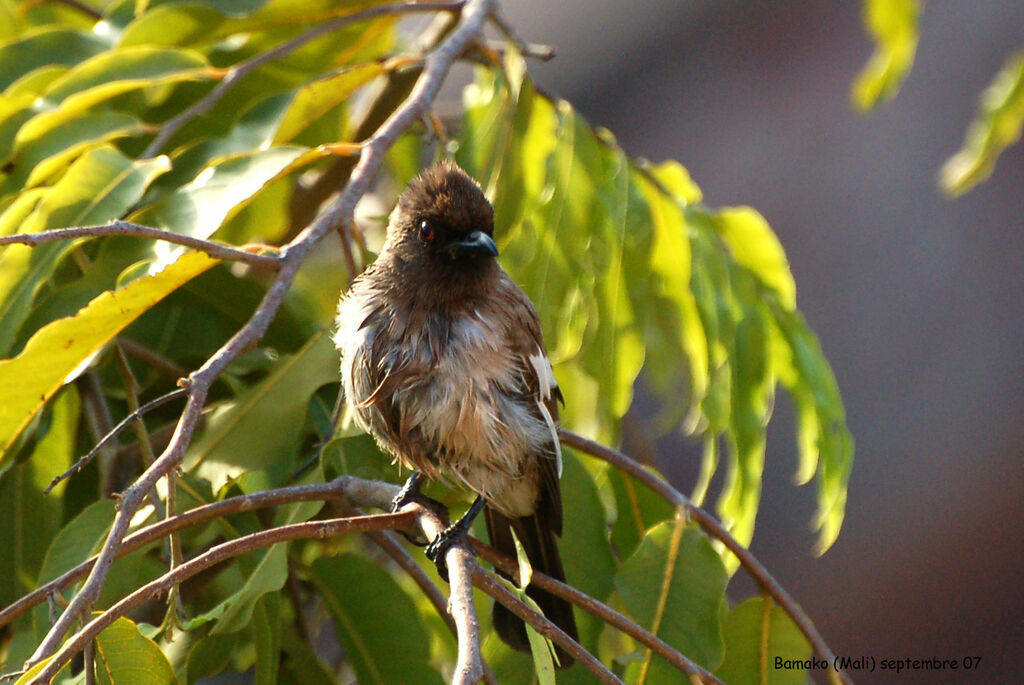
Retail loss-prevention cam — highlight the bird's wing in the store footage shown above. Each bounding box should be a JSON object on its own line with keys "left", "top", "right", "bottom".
{"left": 507, "top": 284, "right": 565, "bottom": 535}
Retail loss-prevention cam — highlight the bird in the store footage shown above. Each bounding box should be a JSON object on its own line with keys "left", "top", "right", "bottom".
{"left": 334, "top": 160, "right": 579, "bottom": 665}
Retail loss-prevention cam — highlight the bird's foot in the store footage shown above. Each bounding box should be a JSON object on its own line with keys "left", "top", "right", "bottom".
{"left": 390, "top": 471, "right": 443, "bottom": 546}
{"left": 425, "top": 522, "right": 475, "bottom": 583}
{"left": 425, "top": 496, "right": 485, "bottom": 582}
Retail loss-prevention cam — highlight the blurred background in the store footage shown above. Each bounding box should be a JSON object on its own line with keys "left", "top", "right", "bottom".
{"left": 489, "top": 1, "right": 1023, "bottom": 683}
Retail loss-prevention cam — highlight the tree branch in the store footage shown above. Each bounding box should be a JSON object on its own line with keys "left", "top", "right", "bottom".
{"left": 29, "top": 511, "right": 418, "bottom": 682}
{"left": 140, "top": 0, "right": 466, "bottom": 159}
{"left": 559, "top": 428, "right": 852, "bottom": 685}
{"left": 470, "top": 566, "right": 623, "bottom": 684}
{"left": 0, "top": 221, "right": 281, "bottom": 269}
{"left": 26, "top": 0, "right": 493, "bottom": 666}
{"left": 474, "top": 539, "right": 723, "bottom": 684}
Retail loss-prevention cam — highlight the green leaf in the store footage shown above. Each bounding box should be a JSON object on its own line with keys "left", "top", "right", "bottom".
{"left": 636, "top": 167, "right": 707, "bottom": 407}
{"left": 311, "top": 554, "right": 445, "bottom": 685}
{"left": 712, "top": 207, "right": 797, "bottom": 311}
{"left": 41, "top": 45, "right": 211, "bottom": 113}
{"left": 852, "top": 0, "right": 920, "bottom": 110}
{"left": 273, "top": 61, "right": 385, "bottom": 143}
{"left": 718, "top": 303, "right": 772, "bottom": 555}
{"left": 0, "top": 147, "right": 170, "bottom": 356}
{"left": 37, "top": 499, "right": 117, "bottom": 585}
{"left": 186, "top": 632, "right": 241, "bottom": 683}
{"left": 607, "top": 465, "right": 676, "bottom": 562}
{"left": 137, "top": 145, "right": 308, "bottom": 244}
{"left": 715, "top": 597, "right": 813, "bottom": 685}
{"left": 1, "top": 110, "right": 146, "bottom": 193}
{"left": 93, "top": 616, "right": 179, "bottom": 685}
{"left": 769, "top": 305, "right": 853, "bottom": 553}
{"left": 186, "top": 329, "right": 338, "bottom": 490}
{"left": 119, "top": 4, "right": 231, "bottom": 47}
{"left": 144, "top": 93, "right": 294, "bottom": 200}
{"left": 558, "top": 452, "right": 617, "bottom": 652}
{"left": 184, "top": 542, "right": 287, "bottom": 635}
{"left": 0, "top": 27, "right": 110, "bottom": 91}
{"left": 253, "top": 592, "right": 282, "bottom": 685}
{"left": 0, "top": 250, "right": 217, "bottom": 463}
{"left": 0, "top": 390, "right": 78, "bottom": 606}
{"left": 940, "top": 51, "right": 1024, "bottom": 196}
{"left": 615, "top": 520, "right": 728, "bottom": 672}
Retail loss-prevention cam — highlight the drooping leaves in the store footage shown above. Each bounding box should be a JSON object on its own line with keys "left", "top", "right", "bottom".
{"left": 941, "top": 51, "right": 1024, "bottom": 196}
{"left": 457, "top": 54, "right": 852, "bottom": 555}
{"left": 852, "top": 0, "right": 920, "bottom": 110}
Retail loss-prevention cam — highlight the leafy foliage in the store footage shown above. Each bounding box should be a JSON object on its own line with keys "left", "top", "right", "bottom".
{"left": 855, "top": 0, "right": 1023, "bottom": 195}
{"left": 0, "top": 2, "right": 846, "bottom": 683}
{"left": 852, "top": 0, "right": 920, "bottom": 110}
{"left": 940, "top": 51, "right": 1024, "bottom": 196}
{"left": 458, "top": 57, "right": 852, "bottom": 554}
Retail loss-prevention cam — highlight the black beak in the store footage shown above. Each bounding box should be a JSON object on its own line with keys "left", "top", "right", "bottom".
{"left": 446, "top": 231, "right": 499, "bottom": 259}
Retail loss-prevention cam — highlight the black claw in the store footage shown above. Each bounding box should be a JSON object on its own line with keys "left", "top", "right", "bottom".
{"left": 425, "top": 496, "right": 486, "bottom": 582}
{"left": 391, "top": 472, "right": 444, "bottom": 546}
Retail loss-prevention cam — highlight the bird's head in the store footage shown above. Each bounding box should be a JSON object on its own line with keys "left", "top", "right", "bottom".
{"left": 386, "top": 161, "right": 498, "bottom": 269}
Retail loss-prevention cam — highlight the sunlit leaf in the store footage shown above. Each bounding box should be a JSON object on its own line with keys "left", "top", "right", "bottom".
{"left": 852, "top": 0, "right": 920, "bottom": 110}
{"left": 273, "top": 61, "right": 385, "bottom": 143}
{"left": 712, "top": 207, "right": 797, "bottom": 311}
{"left": 2, "top": 111, "right": 146, "bottom": 194}
{"left": 0, "top": 147, "right": 170, "bottom": 356}
{"left": 93, "top": 616, "right": 179, "bottom": 685}
{"left": 41, "top": 45, "right": 212, "bottom": 113}
{"left": 0, "top": 250, "right": 217, "bottom": 463}
{"left": 769, "top": 304, "right": 853, "bottom": 553}
{"left": 137, "top": 146, "right": 308, "bottom": 247}
{"left": 940, "top": 51, "right": 1024, "bottom": 196}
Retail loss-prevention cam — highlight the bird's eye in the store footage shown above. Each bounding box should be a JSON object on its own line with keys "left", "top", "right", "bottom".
{"left": 419, "top": 219, "right": 435, "bottom": 242}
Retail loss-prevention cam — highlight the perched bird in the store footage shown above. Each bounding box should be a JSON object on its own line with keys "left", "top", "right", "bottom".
{"left": 334, "top": 161, "right": 578, "bottom": 664}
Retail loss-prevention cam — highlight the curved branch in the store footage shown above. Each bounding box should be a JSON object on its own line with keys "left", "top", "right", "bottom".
{"left": 140, "top": 0, "right": 466, "bottom": 159}
{"left": 470, "top": 567, "right": 622, "bottom": 685}
{"left": 2, "top": 478, "right": 358, "bottom": 628}
{"left": 0, "top": 221, "right": 281, "bottom": 269}
{"left": 26, "top": 0, "right": 493, "bottom": 666}
{"left": 559, "top": 429, "right": 852, "bottom": 685}
{"left": 30, "top": 511, "right": 417, "bottom": 682}
{"left": 474, "top": 539, "right": 723, "bottom": 684}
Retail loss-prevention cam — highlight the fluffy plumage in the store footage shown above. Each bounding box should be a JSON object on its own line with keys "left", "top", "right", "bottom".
{"left": 334, "top": 161, "right": 578, "bottom": 663}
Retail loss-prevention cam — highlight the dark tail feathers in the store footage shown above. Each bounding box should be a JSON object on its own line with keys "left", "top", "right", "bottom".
{"left": 484, "top": 507, "right": 579, "bottom": 668}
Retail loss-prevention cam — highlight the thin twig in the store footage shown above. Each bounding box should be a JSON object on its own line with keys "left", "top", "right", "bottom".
{"left": 117, "top": 337, "right": 188, "bottom": 380}
{"left": 2, "top": 478, "right": 358, "bottom": 628}
{"left": 44, "top": 388, "right": 188, "bottom": 495}
{"left": 559, "top": 429, "right": 852, "bottom": 685}
{"left": 471, "top": 567, "right": 622, "bottom": 685}
{"left": 31, "top": 511, "right": 417, "bottom": 681}
{"left": 474, "top": 539, "right": 723, "bottom": 684}
{"left": 488, "top": 5, "right": 555, "bottom": 60}
{"left": 140, "top": 0, "right": 466, "bottom": 159}
{"left": 0, "top": 221, "right": 281, "bottom": 269}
